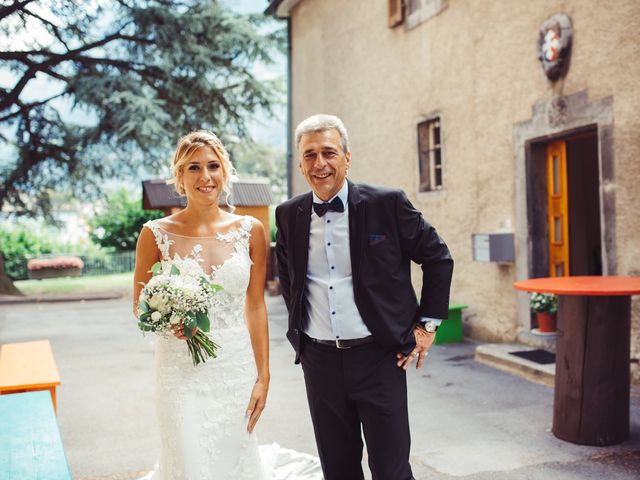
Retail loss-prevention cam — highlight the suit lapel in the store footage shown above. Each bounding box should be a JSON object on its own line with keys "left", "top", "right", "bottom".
{"left": 348, "top": 181, "right": 366, "bottom": 291}
{"left": 294, "top": 193, "right": 313, "bottom": 286}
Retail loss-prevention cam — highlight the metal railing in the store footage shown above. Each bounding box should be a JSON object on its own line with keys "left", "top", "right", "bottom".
{"left": 11, "top": 251, "right": 137, "bottom": 280}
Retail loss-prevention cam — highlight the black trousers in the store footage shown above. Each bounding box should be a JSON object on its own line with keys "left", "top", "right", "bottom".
{"left": 300, "top": 337, "right": 414, "bottom": 480}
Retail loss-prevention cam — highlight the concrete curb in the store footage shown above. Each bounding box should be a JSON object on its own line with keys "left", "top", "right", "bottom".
{"left": 0, "top": 292, "right": 123, "bottom": 305}
{"left": 77, "top": 471, "right": 151, "bottom": 480}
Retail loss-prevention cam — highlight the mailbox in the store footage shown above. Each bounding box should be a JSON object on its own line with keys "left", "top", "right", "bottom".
{"left": 472, "top": 233, "right": 514, "bottom": 263}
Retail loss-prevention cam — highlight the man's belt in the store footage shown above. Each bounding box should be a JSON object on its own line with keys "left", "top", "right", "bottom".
{"left": 306, "top": 334, "right": 375, "bottom": 349}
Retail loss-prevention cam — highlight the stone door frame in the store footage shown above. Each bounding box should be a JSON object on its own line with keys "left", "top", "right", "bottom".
{"left": 513, "top": 91, "right": 615, "bottom": 333}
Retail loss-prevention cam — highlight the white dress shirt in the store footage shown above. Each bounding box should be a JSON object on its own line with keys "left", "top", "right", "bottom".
{"left": 303, "top": 181, "right": 442, "bottom": 340}
{"left": 303, "top": 182, "right": 371, "bottom": 340}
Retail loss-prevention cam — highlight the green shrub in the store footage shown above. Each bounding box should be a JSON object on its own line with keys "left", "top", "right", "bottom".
{"left": 0, "top": 225, "right": 57, "bottom": 279}
{"left": 0, "top": 218, "right": 111, "bottom": 280}
{"left": 269, "top": 206, "right": 277, "bottom": 243}
{"left": 90, "top": 189, "right": 163, "bottom": 252}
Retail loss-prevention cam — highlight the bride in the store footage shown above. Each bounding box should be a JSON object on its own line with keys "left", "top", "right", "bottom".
{"left": 133, "top": 131, "right": 319, "bottom": 479}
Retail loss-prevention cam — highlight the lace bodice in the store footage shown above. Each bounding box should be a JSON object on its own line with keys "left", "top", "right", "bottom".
{"left": 144, "top": 216, "right": 254, "bottom": 329}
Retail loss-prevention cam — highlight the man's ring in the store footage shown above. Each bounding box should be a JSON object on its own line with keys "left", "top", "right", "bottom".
{"left": 414, "top": 351, "right": 419, "bottom": 357}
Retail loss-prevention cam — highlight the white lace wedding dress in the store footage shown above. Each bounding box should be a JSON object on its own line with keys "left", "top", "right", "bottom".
{"left": 142, "top": 216, "right": 322, "bottom": 480}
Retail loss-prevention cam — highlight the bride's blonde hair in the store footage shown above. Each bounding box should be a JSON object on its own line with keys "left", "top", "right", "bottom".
{"left": 169, "top": 131, "right": 237, "bottom": 203}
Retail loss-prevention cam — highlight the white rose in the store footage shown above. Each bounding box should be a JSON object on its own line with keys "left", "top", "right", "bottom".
{"left": 148, "top": 294, "right": 166, "bottom": 311}
{"left": 170, "top": 314, "right": 181, "bottom": 325}
{"left": 150, "top": 311, "right": 162, "bottom": 322}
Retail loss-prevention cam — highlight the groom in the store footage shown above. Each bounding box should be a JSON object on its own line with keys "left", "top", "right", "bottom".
{"left": 275, "top": 114, "right": 453, "bottom": 480}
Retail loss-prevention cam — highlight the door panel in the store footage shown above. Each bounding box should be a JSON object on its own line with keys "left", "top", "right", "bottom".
{"left": 547, "top": 141, "right": 570, "bottom": 277}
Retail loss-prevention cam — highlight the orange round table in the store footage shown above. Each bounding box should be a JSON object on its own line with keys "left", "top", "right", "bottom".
{"left": 514, "top": 276, "right": 640, "bottom": 446}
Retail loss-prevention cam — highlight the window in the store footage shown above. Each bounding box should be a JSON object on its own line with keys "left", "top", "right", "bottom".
{"left": 417, "top": 117, "right": 443, "bottom": 192}
{"left": 406, "top": 0, "right": 447, "bottom": 29}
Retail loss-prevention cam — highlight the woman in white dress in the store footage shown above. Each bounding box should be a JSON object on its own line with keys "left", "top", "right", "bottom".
{"left": 133, "top": 131, "right": 271, "bottom": 479}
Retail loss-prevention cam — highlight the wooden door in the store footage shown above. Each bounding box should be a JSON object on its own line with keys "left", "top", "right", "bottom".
{"left": 547, "top": 141, "right": 570, "bottom": 276}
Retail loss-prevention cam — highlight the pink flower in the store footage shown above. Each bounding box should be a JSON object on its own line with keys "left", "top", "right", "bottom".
{"left": 27, "top": 256, "right": 85, "bottom": 271}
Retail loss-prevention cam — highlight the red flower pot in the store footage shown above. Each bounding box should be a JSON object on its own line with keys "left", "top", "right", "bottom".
{"left": 536, "top": 312, "right": 557, "bottom": 333}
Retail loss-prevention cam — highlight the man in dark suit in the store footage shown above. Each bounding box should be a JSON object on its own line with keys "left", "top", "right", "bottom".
{"left": 275, "top": 114, "right": 453, "bottom": 480}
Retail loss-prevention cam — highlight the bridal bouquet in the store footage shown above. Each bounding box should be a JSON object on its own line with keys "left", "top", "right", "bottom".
{"left": 137, "top": 260, "right": 222, "bottom": 366}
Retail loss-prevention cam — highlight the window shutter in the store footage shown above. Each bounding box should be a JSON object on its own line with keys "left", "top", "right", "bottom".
{"left": 388, "top": 0, "right": 404, "bottom": 28}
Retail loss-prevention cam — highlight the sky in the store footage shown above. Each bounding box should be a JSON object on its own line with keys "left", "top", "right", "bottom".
{"left": 224, "top": 0, "right": 273, "bottom": 15}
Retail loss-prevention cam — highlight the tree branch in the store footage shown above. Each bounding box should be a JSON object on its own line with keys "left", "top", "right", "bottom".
{"left": 22, "top": 7, "right": 71, "bottom": 50}
{"left": 41, "top": 66, "right": 70, "bottom": 83}
{"left": 0, "top": 50, "right": 56, "bottom": 61}
{"left": 0, "top": 93, "right": 67, "bottom": 123}
{"left": 0, "top": 0, "right": 37, "bottom": 22}
{"left": 0, "top": 64, "right": 40, "bottom": 113}
{"left": 0, "top": 26, "right": 142, "bottom": 112}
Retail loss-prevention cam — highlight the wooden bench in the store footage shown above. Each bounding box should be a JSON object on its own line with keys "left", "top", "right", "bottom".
{"left": 0, "top": 390, "right": 72, "bottom": 479}
{"left": 0, "top": 339, "right": 61, "bottom": 412}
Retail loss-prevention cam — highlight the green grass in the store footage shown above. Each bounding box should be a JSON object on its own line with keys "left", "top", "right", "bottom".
{"left": 14, "top": 272, "right": 133, "bottom": 296}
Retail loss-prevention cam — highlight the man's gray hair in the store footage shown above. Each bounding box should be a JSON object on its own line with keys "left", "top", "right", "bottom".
{"left": 294, "top": 114, "right": 350, "bottom": 153}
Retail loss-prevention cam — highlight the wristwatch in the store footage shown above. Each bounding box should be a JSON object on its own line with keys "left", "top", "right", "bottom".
{"left": 422, "top": 320, "right": 439, "bottom": 333}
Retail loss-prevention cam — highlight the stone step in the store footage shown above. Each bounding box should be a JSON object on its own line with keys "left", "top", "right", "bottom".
{"left": 475, "top": 343, "right": 556, "bottom": 386}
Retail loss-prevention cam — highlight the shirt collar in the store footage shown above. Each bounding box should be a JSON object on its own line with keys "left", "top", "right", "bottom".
{"left": 312, "top": 180, "right": 349, "bottom": 207}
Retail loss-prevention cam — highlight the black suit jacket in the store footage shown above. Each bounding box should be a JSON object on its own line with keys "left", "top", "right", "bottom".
{"left": 275, "top": 181, "right": 454, "bottom": 363}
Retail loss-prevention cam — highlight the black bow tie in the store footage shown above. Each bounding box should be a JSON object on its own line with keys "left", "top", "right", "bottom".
{"left": 313, "top": 196, "right": 344, "bottom": 217}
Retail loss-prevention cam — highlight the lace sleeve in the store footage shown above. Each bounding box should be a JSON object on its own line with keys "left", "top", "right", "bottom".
{"left": 144, "top": 220, "right": 173, "bottom": 260}
{"left": 240, "top": 215, "right": 254, "bottom": 238}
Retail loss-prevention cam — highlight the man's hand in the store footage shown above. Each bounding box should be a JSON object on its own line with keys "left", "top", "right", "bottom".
{"left": 396, "top": 326, "right": 435, "bottom": 370}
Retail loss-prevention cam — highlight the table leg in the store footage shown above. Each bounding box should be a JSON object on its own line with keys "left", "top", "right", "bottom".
{"left": 49, "top": 387, "right": 57, "bottom": 414}
{"left": 553, "top": 294, "right": 630, "bottom": 445}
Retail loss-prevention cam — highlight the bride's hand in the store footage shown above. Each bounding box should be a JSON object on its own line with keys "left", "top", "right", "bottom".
{"left": 171, "top": 324, "right": 198, "bottom": 340}
{"left": 246, "top": 378, "right": 269, "bottom": 433}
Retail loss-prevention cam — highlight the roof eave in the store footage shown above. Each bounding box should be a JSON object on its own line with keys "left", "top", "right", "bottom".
{"left": 264, "top": 0, "right": 301, "bottom": 18}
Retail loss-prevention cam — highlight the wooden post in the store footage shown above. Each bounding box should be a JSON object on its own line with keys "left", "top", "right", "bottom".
{"left": 553, "top": 294, "right": 631, "bottom": 445}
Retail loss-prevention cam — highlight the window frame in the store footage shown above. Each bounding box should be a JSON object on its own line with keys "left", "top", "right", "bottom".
{"left": 405, "top": 0, "right": 448, "bottom": 30}
{"left": 416, "top": 113, "right": 445, "bottom": 194}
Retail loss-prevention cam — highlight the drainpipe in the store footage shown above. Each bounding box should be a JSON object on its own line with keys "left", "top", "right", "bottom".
{"left": 265, "top": 1, "right": 293, "bottom": 199}
{"left": 285, "top": 17, "right": 292, "bottom": 199}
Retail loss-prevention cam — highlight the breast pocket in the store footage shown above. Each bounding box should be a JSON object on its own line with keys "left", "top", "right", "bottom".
{"left": 367, "top": 234, "right": 387, "bottom": 247}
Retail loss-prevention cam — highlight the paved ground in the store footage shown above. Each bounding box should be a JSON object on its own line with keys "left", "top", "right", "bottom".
{"left": 1, "top": 294, "right": 639, "bottom": 479}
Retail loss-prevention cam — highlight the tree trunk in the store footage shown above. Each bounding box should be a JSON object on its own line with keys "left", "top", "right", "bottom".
{"left": 0, "top": 253, "right": 24, "bottom": 296}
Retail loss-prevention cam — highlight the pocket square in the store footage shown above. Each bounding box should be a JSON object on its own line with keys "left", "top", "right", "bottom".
{"left": 368, "top": 234, "right": 387, "bottom": 246}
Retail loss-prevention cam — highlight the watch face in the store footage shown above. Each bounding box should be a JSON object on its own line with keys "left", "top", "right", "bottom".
{"left": 425, "top": 321, "right": 437, "bottom": 333}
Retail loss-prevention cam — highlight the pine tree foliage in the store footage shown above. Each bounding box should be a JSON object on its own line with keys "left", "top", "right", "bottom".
{"left": 0, "top": 0, "right": 284, "bottom": 216}
{"left": 231, "top": 140, "right": 286, "bottom": 202}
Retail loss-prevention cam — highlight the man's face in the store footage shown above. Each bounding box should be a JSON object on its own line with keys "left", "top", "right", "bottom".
{"left": 298, "top": 128, "right": 350, "bottom": 201}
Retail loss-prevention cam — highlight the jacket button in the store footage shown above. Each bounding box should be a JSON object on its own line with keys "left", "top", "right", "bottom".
{"left": 293, "top": 329, "right": 299, "bottom": 334}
